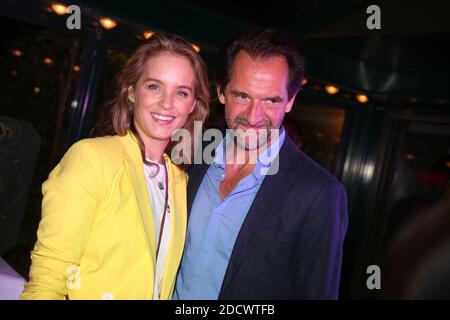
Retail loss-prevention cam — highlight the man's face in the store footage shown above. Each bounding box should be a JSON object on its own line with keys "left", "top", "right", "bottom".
{"left": 218, "top": 51, "right": 296, "bottom": 150}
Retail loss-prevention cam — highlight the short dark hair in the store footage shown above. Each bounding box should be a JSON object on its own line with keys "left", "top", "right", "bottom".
{"left": 216, "top": 27, "right": 305, "bottom": 100}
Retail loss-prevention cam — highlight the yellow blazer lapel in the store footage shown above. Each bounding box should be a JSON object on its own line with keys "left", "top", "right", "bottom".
{"left": 119, "top": 133, "right": 187, "bottom": 299}
{"left": 120, "top": 132, "right": 156, "bottom": 267}
{"left": 159, "top": 155, "right": 187, "bottom": 299}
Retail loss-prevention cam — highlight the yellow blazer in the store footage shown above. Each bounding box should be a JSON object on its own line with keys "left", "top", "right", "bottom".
{"left": 21, "top": 131, "right": 187, "bottom": 300}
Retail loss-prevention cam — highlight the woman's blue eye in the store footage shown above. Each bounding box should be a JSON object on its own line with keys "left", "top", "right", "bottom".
{"left": 177, "top": 91, "right": 188, "bottom": 97}
{"left": 148, "top": 84, "right": 159, "bottom": 90}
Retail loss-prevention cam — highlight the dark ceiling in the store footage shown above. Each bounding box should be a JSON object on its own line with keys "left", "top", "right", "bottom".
{"left": 184, "top": 0, "right": 364, "bottom": 30}
{"left": 1, "top": 0, "right": 449, "bottom": 103}
{"left": 75, "top": 0, "right": 450, "bottom": 101}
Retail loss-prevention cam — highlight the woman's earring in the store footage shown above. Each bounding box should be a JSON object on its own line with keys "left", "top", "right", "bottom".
{"left": 128, "top": 90, "right": 135, "bottom": 111}
{"left": 128, "top": 97, "right": 134, "bottom": 112}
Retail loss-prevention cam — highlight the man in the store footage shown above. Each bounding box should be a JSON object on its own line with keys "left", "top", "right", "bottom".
{"left": 174, "top": 27, "right": 348, "bottom": 299}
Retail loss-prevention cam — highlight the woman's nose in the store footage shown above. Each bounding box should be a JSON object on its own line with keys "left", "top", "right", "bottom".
{"left": 159, "top": 91, "right": 174, "bottom": 110}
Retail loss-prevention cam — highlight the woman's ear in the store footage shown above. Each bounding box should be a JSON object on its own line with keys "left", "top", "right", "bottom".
{"left": 189, "top": 99, "right": 197, "bottom": 114}
{"left": 127, "top": 86, "right": 135, "bottom": 103}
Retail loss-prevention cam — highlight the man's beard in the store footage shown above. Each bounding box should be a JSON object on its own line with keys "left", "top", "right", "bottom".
{"left": 226, "top": 115, "right": 273, "bottom": 151}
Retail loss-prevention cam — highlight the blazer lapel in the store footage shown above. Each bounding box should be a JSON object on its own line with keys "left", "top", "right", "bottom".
{"left": 219, "top": 136, "right": 301, "bottom": 296}
{"left": 159, "top": 156, "right": 187, "bottom": 299}
{"left": 120, "top": 133, "right": 156, "bottom": 266}
{"left": 187, "top": 137, "right": 222, "bottom": 216}
{"left": 187, "top": 162, "right": 209, "bottom": 217}
{"left": 120, "top": 133, "right": 188, "bottom": 299}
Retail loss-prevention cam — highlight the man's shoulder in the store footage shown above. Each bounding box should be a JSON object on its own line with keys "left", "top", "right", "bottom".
{"left": 274, "top": 147, "right": 344, "bottom": 197}
{"left": 295, "top": 150, "right": 340, "bottom": 185}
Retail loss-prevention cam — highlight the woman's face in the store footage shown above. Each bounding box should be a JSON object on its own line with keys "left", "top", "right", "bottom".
{"left": 129, "top": 52, "right": 196, "bottom": 146}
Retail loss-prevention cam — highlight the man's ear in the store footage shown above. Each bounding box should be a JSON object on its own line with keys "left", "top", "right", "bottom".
{"left": 285, "top": 93, "right": 297, "bottom": 113}
{"left": 127, "top": 86, "right": 135, "bottom": 103}
{"left": 217, "top": 86, "right": 226, "bottom": 105}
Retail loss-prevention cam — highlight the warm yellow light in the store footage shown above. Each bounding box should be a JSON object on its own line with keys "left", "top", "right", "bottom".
{"left": 301, "top": 79, "right": 308, "bottom": 86}
{"left": 34, "top": 86, "right": 40, "bottom": 94}
{"left": 143, "top": 31, "right": 154, "bottom": 39}
{"left": 410, "top": 97, "right": 417, "bottom": 103}
{"left": 73, "top": 65, "right": 81, "bottom": 72}
{"left": 51, "top": 3, "right": 68, "bottom": 15}
{"left": 44, "top": 58, "right": 54, "bottom": 65}
{"left": 11, "top": 70, "right": 17, "bottom": 76}
{"left": 405, "top": 153, "right": 414, "bottom": 160}
{"left": 356, "top": 94, "right": 369, "bottom": 103}
{"left": 192, "top": 44, "right": 201, "bottom": 53}
{"left": 325, "top": 85, "right": 340, "bottom": 95}
{"left": 446, "top": 161, "right": 450, "bottom": 168}
{"left": 12, "top": 49, "right": 23, "bottom": 57}
{"left": 99, "top": 17, "right": 117, "bottom": 30}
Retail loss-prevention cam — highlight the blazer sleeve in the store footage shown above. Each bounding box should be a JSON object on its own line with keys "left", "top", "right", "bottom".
{"left": 21, "top": 140, "right": 104, "bottom": 300}
{"left": 293, "top": 180, "right": 348, "bottom": 299}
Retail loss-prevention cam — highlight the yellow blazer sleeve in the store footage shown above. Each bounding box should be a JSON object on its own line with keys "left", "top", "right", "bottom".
{"left": 21, "top": 140, "right": 104, "bottom": 299}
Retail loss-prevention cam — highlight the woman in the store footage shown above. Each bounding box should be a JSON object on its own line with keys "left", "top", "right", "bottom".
{"left": 20, "top": 33, "right": 209, "bottom": 300}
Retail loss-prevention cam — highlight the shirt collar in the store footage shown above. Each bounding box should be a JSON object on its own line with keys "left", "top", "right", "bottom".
{"left": 257, "top": 127, "right": 285, "bottom": 168}
{"left": 212, "top": 127, "right": 286, "bottom": 174}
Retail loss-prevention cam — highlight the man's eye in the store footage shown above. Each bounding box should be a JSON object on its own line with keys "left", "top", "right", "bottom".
{"left": 265, "top": 99, "right": 280, "bottom": 106}
{"left": 236, "top": 94, "right": 249, "bottom": 101}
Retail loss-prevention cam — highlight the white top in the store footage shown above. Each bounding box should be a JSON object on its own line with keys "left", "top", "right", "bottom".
{"left": 143, "top": 161, "right": 171, "bottom": 300}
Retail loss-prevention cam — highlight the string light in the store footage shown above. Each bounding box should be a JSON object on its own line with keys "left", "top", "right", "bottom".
{"left": 51, "top": 3, "right": 68, "bottom": 15}
{"left": 356, "top": 94, "right": 369, "bottom": 103}
{"left": 325, "top": 85, "right": 340, "bottom": 95}
{"left": 12, "top": 49, "right": 23, "bottom": 57}
{"left": 99, "top": 17, "right": 117, "bottom": 30}
{"left": 44, "top": 58, "right": 54, "bottom": 65}
{"left": 143, "top": 31, "right": 154, "bottom": 39}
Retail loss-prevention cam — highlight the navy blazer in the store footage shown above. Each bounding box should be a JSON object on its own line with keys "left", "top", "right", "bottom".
{"left": 187, "top": 134, "right": 348, "bottom": 299}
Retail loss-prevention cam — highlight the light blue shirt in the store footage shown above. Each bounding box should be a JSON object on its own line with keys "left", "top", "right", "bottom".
{"left": 174, "top": 128, "right": 286, "bottom": 300}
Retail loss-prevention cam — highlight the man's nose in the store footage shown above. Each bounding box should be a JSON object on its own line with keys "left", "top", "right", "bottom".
{"left": 245, "top": 101, "right": 264, "bottom": 126}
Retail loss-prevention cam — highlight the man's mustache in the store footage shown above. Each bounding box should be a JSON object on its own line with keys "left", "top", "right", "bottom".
{"left": 233, "top": 117, "right": 272, "bottom": 128}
